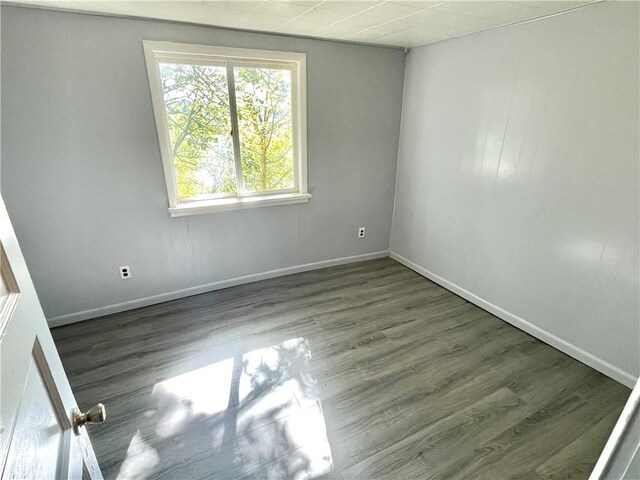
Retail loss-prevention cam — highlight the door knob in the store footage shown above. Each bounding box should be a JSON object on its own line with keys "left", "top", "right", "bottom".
{"left": 72, "top": 403, "right": 106, "bottom": 435}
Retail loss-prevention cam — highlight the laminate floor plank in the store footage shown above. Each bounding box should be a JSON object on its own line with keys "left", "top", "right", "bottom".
{"left": 435, "top": 371, "right": 628, "bottom": 479}
{"left": 535, "top": 407, "right": 624, "bottom": 480}
{"left": 340, "top": 387, "right": 530, "bottom": 479}
{"left": 51, "top": 258, "right": 630, "bottom": 479}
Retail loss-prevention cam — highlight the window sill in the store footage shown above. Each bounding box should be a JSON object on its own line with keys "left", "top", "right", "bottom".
{"left": 168, "top": 192, "right": 312, "bottom": 217}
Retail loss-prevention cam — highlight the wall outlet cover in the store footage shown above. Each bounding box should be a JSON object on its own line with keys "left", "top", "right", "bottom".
{"left": 119, "top": 265, "right": 132, "bottom": 279}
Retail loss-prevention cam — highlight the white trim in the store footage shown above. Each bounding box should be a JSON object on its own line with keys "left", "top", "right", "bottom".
{"left": 590, "top": 379, "right": 640, "bottom": 479}
{"left": 389, "top": 251, "right": 638, "bottom": 388}
{"left": 226, "top": 61, "right": 245, "bottom": 196}
{"left": 295, "top": 54, "right": 308, "bottom": 195}
{"left": 47, "top": 250, "right": 389, "bottom": 327}
{"left": 142, "top": 40, "right": 308, "bottom": 214}
{"left": 143, "top": 41, "right": 180, "bottom": 208}
{"left": 168, "top": 192, "right": 311, "bottom": 216}
{"left": 143, "top": 41, "right": 307, "bottom": 64}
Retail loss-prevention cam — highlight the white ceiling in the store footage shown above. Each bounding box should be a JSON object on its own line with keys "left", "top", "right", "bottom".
{"left": 12, "top": 0, "right": 603, "bottom": 48}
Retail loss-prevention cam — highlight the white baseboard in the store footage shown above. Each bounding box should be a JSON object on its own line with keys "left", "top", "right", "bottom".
{"left": 49, "top": 247, "right": 636, "bottom": 388}
{"left": 389, "top": 251, "right": 637, "bottom": 388}
{"left": 48, "top": 250, "right": 389, "bottom": 328}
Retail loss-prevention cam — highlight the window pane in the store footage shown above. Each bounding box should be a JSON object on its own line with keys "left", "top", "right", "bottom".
{"left": 234, "top": 66, "right": 295, "bottom": 193}
{"left": 159, "top": 63, "right": 236, "bottom": 198}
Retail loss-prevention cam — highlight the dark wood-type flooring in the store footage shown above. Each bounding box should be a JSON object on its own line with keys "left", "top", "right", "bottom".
{"left": 51, "top": 258, "right": 630, "bottom": 479}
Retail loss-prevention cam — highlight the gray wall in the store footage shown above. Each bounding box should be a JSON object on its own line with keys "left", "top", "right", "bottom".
{"left": 390, "top": 1, "right": 639, "bottom": 386}
{"left": 1, "top": 6, "right": 405, "bottom": 323}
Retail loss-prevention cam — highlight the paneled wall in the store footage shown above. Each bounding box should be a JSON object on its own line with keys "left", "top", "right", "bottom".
{"left": 391, "top": 2, "right": 639, "bottom": 385}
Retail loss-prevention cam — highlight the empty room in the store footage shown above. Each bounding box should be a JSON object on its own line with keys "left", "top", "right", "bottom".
{"left": 0, "top": 0, "right": 638, "bottom": 478}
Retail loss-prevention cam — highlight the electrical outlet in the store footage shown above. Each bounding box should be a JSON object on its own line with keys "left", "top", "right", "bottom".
{"left": 119, "top": 265, "right": 132, "bottom": 279}
{"left": 358, "top": 227, "right": 366, "bottom": 238}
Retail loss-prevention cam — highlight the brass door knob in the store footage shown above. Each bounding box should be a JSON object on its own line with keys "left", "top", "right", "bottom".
{"left": 72, "top": 403, "right": 106, "bottom": 435}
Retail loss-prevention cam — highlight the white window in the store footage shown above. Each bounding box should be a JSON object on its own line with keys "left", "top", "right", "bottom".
{"left": 143, "top": 41, "right": 309, "bottom": 216}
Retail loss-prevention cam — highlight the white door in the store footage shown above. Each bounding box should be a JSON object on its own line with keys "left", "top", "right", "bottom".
{"left": 0, "top": 195, "right": 103, "bottom": 479}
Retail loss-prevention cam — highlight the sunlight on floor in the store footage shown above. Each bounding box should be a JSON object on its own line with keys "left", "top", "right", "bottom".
{"left": 115, "top": 338, "right": 333, "bottom": 480}
{"left": 117, "top": 431, "right": 160, "bottom": 479}
{"left": 154, "top": 357, "right": 235, "bottom": 419}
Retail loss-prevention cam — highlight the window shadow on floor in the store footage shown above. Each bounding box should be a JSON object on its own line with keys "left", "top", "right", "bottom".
{"left": 110, "top": 338, "right": 332, "bottom": 480}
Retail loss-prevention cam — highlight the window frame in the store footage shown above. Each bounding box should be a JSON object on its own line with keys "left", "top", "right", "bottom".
{"left": 143, "top": 41, "right": 309, "bottom": 216}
